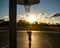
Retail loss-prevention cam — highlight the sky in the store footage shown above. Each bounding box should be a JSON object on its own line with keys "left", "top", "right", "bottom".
{"left": 0, "top": 0, "right": 60, "bottom": 23}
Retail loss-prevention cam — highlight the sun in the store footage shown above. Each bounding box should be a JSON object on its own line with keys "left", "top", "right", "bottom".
{"left": 27, "top": 15, "right": 36, "bottom": 23}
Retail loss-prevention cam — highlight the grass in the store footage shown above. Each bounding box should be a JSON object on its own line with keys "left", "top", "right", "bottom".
{"left": 0, "top": 25, "right": 60, "bottom": 32}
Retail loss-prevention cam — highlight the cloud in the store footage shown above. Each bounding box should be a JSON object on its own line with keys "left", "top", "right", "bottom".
{"left": 3, "top": 16, "right": 9, "bottom": 21}
{"left": 2, "top": 13, "right": 60, "bottom": 24}
{"left": 51, "top": 13, "right": 60, "bottom": 17}
{"left": 18, "top": 13, "right": 49, "bottom": 23}
{"left": 46, "top": 13, "right": 60, "bottom": 20}
{"left": 17, "top": 13, "right": 60, "bottom": 24}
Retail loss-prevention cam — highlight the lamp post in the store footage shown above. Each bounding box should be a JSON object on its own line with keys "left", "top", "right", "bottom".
{"left": 17, "top": 0, "right": 40, "bottom": 13}
{"left": 9, "top": 0, "right": 40, "bottom": 48}
{"left": 27, "top": 30, "right": 32, "bottom": 48}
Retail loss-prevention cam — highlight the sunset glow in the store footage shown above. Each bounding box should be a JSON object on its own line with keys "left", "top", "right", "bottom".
{"left": 17, "top": 13, "right": 60, "bottom": 24}
{"left": 26, "top": 15, "right": 36, "bottom": 23}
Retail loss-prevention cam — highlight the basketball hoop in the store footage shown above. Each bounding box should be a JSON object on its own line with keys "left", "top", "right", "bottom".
{"left": 17, "top": 0, "right": 40, "bottom": 12}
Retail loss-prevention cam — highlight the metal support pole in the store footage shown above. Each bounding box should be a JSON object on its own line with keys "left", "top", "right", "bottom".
{"left": 9, "top": 0, "right": 17, "bottom": 48}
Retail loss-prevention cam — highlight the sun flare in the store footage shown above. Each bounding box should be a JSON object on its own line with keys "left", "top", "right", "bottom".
{"left": 27, "top": 15, "right": 36, "bottom": 23}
